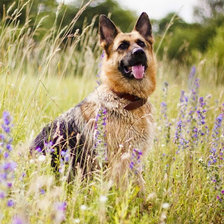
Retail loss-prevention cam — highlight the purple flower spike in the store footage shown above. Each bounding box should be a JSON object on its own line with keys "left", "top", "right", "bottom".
{"left": 61, "top": 151, "right": 66, "bottom": 157}
{"left": 189, "top": 65, "right": 196, "bottom": 81}
{"left": 7, "top": 199, "right": 14, "bottom": 207}
{"left": 3, "top": 111, "right": 12, "bottom": 125}
{"left": 44, "top": 141, "right": 54, "bottom": 153}
{"left": 209, "top": 113, "right": 223, "bottom": 165}
{"left": 40, "top": 189, "right": 45, "bottom": 194}
{"left": 12, "top": 216, "right": 24, "bottom": 224}
{"left": 7, "top": 182, "right": 12, "bottom": 188}
{"left": 217, "top": 114, "right": 223, "bottom": 122}
{"left": 129, "top": 161, "right": 134, "bottom": 169}
{"left": 6, "top": 144, "right": 13, "bottom": 151}
{"left": 0, "top": 111, "right": 17, "bottom": 203}
{"left": 64, "top": 154, "right": 70, "bottom": 162}
{"left": 0, "top": 192, "right": 5, "bottom": 199}
{"left": 3, "top": 161, "right": 17, "bottom": 171}
{"left": 4, "top": 152, "right": 9, "bottom": 158}
{"left": 2, "top": 124, "right": 10, "bottom": 133}
{"left": 35, "top": 147, "right": 42, "bottom": 153}
{"left": 0, "top": 134, "right": 5, "bottom": 141}
{"left": 56, "top": 202, "right": 67, "bottom": 211}
{"left": 130, "top": 148, "right": 143, "bottom": 173}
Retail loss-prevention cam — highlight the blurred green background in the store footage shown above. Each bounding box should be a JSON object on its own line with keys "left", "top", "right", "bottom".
{"left": 0, "top": 0, "right": 224, "bottom": 81}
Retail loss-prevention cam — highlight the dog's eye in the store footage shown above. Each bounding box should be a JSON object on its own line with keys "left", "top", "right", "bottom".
{"left": 137, "top": 39, "right": 146, "bottom": 48}
{"left": 118, "top": 41, "right": 130, "bottom": 50}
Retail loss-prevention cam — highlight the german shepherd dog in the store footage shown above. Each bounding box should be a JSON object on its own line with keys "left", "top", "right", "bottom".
{"left": 30, "top": 12, "right": 156, "bottom": 186}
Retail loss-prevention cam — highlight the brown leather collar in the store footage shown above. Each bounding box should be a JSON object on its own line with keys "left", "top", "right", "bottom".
{"left": 112, "top": 91, "right": 147, "bottom": 111}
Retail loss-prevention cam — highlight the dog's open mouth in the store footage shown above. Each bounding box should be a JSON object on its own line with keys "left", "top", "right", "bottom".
{"left": 123, "top": 64, "right": 145, "bottom": 79}
{"left": 118, "top": 49, "right": 148, "bottom": 80}
{"left": 119, "top": 61, "right": 147, "bottom": 80}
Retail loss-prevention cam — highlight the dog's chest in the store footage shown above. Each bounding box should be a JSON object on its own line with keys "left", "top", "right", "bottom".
{"left": 80, "top": 87, "right": 153, "bottom": 154}
{"left": 105, "top": 105, "right": 153, "bottom": 153}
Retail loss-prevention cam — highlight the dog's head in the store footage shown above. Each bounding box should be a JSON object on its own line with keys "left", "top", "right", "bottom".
{"left": 99, "top": 12, "right": 156, "bottom": 99}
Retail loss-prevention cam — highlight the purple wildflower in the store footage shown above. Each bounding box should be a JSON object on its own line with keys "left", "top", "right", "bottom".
{"left": 64, "top": 153, "right": 70, "bottom": 163}
{"left": 188, "top": 65, "right": 196, "bottom": 82}
{"left": 6, "top": 144, "right": 13, "bottom": 151}
{"left": 174, "top": 67, "right": 210, "bottom": 151}
{"left": 7, "top": 199, "right": 14, "bottom": 207}
{"left": 61, "top": 151, "right": 66, "bottom": 157}
{"left": 7, "top": 182, "right": 12, "bottom": 188}
{"left": 0, "top": 133, "right": 5, "bottom": 141}
{"left": 4, "top": 151, "right": 9, "bottom": 158}
{"left": 188, "top": 66, "right": 199, "bottom": 109}
{"left": 130, "top": 148, "right": 143, "bottom": 173}
{"left": 0, "top": 191, "right": 5, "bottom": 199}
{"left": 40, "top": 189, "right": 45, "bottom": 194}
{"left": 57, "top": 148, "right": 72, "bottom": 174}
{"left": 161, "top": 82, "right": 168, "bottom": 118}
{"left": 1, "top": 125, "right": 10, "bottom": 133}
{"left": 208, "top": 113, "right": 223, "bottom": 166}
{"left": 0, "top": 111, "right": 17, "bottom": 206}
{"left": 160, "top": 82, "right": 171, "bottom": 144}
{"left": 1, "top": 111, "right": 13, "bottom": 134}
{"left": 35, "top": 147, "right": 42, "bottom": 153}
{"left": 195, "top": 96, "right": 209, "bottom": 144}
{"left": 174, "top": 90, "right": 190, "bottom": 149}
{"left": 12, "top": 216, "right": 24, "bottom": 224}
{"left": 187, "top": 73, "right": 201, "bottom": 147}
{"left": 44, "top": 141, "right": 54, "bottom": 153}
{"left": 3, "top": 161, "right": 17, "bottom": 171}
{"left": 3, "top": 111, "right": 11, "bottom": 125}
{"left": 56, "top": 201, "right": 67, "bottom": 211}
{"left": 53, "top": 201, "right": 67, "bottom": 222}
{"left": 179, "top": 90, "right": 188, "bottom": 118}
{"left": 129, "top": 161, "right": 134, "bottom": 169}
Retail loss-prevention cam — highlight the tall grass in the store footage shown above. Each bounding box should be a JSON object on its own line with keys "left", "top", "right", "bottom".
{"left": 0, "top": 1, "right": 223, "bottom": 224}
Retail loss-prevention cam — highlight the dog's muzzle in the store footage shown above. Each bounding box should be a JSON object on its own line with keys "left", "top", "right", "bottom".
{"left": 118, "top": 48, "right": 148, "bottom": 80}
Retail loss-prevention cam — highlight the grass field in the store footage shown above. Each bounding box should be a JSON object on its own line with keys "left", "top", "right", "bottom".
{"left": 0, "top": 4, "right": 224, "bottom": 224}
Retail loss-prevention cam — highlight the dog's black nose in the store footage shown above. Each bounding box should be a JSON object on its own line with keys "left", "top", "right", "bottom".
{"left": 132, "top": 48, "right": 145, "bottom": 56}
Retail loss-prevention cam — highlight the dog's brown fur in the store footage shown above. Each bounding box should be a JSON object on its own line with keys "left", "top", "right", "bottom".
{"left": 30, "top": 12, "right": 156, "bottom": 186}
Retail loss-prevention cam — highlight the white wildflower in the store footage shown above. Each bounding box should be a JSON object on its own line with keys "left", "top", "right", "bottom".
{"left": 74, "top": 218, "right": 80, "bottom": 223}
{"left": 80, "top": 204, "right": 87, "bottom": 211}
{"left": 38, "top": 155, "right": 46, "bottom": 162}
{"left": 30, "top": 159, "right": 34, "bottom": 164}
{"left": 99, "top": 195, "right": 108, "bottom": 203}
{"left": 147, "top": 192, "right": 156, "bottom": 200}
{"left": 160, "top": 212, "right": 167, "bottom": 220}
{"left": 162, "top": 202, "right": 170, "bottom": 209}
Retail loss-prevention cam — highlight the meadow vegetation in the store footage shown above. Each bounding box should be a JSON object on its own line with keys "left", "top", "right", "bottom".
{"left": 0, "top": 1, "right": 223, "bottom": 223}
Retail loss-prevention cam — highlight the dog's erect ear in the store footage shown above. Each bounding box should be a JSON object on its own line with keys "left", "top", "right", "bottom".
{"left": 99, "top": 15, "right": 119, "bottom": 49}
{"left": 134, "top": 12, "right": 152, "bottom": 42}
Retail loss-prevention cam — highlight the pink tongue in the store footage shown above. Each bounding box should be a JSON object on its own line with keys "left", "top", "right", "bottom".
{"left": 131, "top": 65, "right": 145, "bottom": 79}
